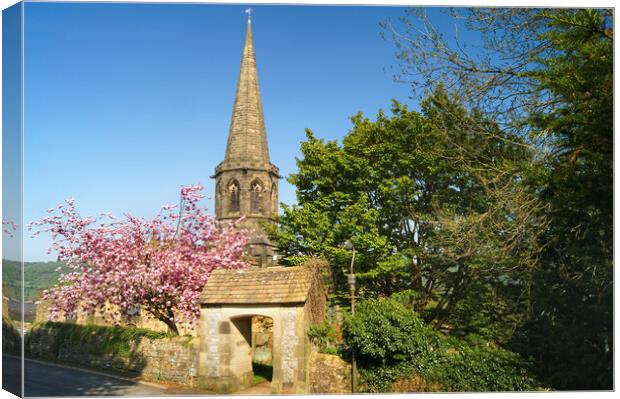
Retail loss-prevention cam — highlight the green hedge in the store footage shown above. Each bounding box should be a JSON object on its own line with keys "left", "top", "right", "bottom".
{"left": 343, "top": 297, "right": 537, "bottom": 392}
{"left": 2, "top": 317, "right": 21, "bottom": 355}
{"left": 421, "top": 338, "right": 536, "bottom": 392}
{"left": 25, "top": 321, "right": 173, "bottom": 359}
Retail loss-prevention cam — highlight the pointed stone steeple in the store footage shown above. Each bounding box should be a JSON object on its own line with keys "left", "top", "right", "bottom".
{"left": 224, "top": 18, "right": 270, "bottom": 164}
{"left": 213, "top": 15, "right": 280, "bottom": 267}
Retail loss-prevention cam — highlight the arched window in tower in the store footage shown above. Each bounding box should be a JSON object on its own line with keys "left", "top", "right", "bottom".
{"left": 228, "top": 180, "right": 240, "bottom": 213}
{"left": 250, "top": 179, "right": 263, "bottom": 214}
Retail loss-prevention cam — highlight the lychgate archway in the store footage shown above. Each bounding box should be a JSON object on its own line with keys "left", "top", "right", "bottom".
{"left": 197, "top": 266, "right": 326, "bottom": 394}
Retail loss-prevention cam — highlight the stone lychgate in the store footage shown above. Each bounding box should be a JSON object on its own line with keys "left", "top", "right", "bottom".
{"left": 197, "top": 265, "right": 326, "bottom": 394}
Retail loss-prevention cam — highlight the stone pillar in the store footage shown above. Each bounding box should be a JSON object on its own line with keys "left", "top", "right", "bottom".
{"left": 198, "top": 307, "right": 222, "bottom": 390}
{"left": 271, "top": 306, "right": 307, "bottom": 394}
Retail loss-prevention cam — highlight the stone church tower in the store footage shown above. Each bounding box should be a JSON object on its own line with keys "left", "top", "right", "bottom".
{"left": 213, "top": 16, "right": 279, "bottom": 267}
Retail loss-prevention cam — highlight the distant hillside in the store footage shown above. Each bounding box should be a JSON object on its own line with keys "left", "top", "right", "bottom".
{"left": 2, "top": 259, "right": 65, "bottom": 301}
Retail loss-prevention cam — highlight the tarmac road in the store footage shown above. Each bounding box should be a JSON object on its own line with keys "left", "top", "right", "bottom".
{"left": 2, "top": 356, "right": 199, "bottom": 397}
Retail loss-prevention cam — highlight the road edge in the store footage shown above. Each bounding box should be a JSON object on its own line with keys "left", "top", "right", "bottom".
{"left": 5, "top": 355, "right": 171, "bottom": 390}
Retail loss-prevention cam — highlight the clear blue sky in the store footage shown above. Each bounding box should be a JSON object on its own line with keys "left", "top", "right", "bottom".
{"left": 17, "top": 2, "right": 453, "bottom": 261}
{"left": 2, "top": 2, "right": 23, "bottom": 262}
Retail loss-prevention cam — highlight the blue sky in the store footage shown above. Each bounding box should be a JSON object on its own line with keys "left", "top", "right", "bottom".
{"left": 2, "top": 2, "right": 22, "bottom": 262}
{"left": 15, "top": 2, "right": 454, "bottom": 261}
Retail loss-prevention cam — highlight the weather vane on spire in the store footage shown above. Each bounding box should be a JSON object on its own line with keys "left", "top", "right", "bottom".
{"left": 245, "top": 8, "right": 252, "bottom": 23}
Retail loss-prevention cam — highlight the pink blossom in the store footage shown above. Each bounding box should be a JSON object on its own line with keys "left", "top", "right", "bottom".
{"left": 29, "top": 185, "right": 249, "bottom": 334}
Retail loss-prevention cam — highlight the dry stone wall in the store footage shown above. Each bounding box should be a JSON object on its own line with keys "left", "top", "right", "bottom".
{"left": 308, "top": 352, "right": 352, "bottom": 394}
{"left": 25, "top": 325, "right": 199, "bottom": 387}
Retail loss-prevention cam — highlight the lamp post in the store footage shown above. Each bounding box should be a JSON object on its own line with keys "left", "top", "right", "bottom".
{"left": 343, "top": 241, "right": 357, "bottom": 393}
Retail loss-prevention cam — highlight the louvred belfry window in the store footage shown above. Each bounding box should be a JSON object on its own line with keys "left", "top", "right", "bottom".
{"left": 229, "top": 181, "right": 240, "bottom": 213}
{"left": 251, "top": 181, "right": 263, "bottom": 213}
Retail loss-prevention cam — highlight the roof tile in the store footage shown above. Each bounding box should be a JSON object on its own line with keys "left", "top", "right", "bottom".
{"left": 200, "top": 266, "right": 317, "bottom": 305}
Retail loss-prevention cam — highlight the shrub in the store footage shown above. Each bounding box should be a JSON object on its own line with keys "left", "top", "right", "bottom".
{"left": 343, "top": 297, "right": 442, "bottom": 366}
{"left": 308, "top": 320, "right": 338, "bottom": 355}
{"left": 421, "top": 341, "right": 537, "bottom": 392}
{"left": 342, "top": 297, "right": 537, "bottom": 392}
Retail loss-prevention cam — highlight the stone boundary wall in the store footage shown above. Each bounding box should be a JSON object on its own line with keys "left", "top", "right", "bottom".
{"left": 25, "top": 325, "right": 199, "bottom": 387}
{"left": 308, "top": 352, "right": 351, "bottom": 394}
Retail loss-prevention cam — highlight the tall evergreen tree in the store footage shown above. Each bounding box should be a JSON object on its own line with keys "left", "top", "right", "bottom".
{"left": 512, "top": 10, "right": 613, "bottom": 390}
{"left": 385, "top": 8, "right": 613, "bottom": 389}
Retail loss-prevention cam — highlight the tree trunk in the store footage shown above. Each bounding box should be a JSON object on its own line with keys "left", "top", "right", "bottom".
{"left": 160, "top": 317, "right": 179, "bottom": 335}
{"left": 148, "top": 306, "right": 180, "bottom": 335}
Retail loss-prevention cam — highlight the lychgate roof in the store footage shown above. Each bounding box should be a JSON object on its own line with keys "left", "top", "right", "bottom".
{"left": 200, "top": 266, "right": 318, "bottom": 305}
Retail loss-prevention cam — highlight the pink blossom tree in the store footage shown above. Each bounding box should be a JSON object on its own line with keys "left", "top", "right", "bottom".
{"left": 28, "top": 185, "right": 249, "bottom": 334}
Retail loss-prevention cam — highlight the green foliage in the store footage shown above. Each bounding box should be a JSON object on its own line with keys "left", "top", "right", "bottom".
{"left": 387, "top": 8, "right": 612, "bottom": 389}
{"left": 358, "top": 362, "right": 417, "bottom": 393}
{"left": 344, "top": 298, "right": 441, "bottom": 365}
{"left": 271, "top": 93, "right": 544, "bottom": 339}
{"left": 343, "top": 298, "right": 537, "bottom": 392}
{"left": 307, "top": 320, "right": 338, "bottom": 355}
{"left": 2, "top": 316, "right": 21, "bottom": 355}
{"left": 273, "top": 7, "right": 611, "bottom": 391}
{"left": 422, "top": 342, "right": 536, "bottom": 392}
{"left": 514, "top": 9, "right": 613, "bottom": 390}
{"left": 25, "top": 321, "right": 173, "bottom": 359}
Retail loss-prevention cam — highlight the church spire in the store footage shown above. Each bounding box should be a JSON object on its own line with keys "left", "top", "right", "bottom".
{"left": 213, "top": 13, "right": 280, "bottom": 267}
{"left": 224, "top": 14, "right": 270, "bottom": 164}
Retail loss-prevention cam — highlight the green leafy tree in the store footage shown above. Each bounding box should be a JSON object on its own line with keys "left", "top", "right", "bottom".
{"left": 271, "top": 88, "right": 546, "bottom": 342}
{"left": 384, "top": 7, "right": 612, "bottom": 389}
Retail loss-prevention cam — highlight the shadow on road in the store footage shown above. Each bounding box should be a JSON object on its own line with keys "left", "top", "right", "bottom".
{"left": 3, "top": 356, "right": 169, "bottom": 397}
